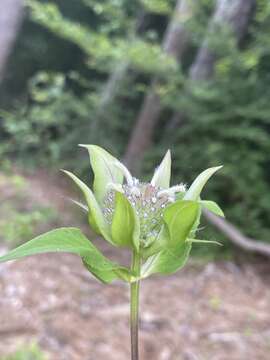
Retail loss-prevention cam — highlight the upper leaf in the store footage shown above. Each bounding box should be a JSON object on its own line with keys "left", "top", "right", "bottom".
{"left": 184, "top": 166, "right": 222, "bottom": 201}
{"left": 62, "top": 170, "right": 113, "bottom": 245}
{"left": 151, "top": 150, "right": 171, "bottom": 188}
{"left": 111, "top": 191, "right": 140, "bottom": 251}
{"left": 80, "top": 145, "right": 124, "bottom": 204}
{"left": 163, "top": 200, "right": 200, "bottom": 247}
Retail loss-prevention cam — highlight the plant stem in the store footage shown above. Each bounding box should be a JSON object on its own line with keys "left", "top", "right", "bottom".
{"left": 130, "top": 251, "right": 141, "bottom": 360}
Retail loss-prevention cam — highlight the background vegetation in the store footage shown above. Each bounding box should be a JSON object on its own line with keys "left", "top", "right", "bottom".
{"left": 1, "top": 0, "right": 270, "bottom": 250}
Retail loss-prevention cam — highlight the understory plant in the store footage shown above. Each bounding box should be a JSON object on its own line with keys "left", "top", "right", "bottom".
{"left": 0, "top": 145, "right": 223, "bottom": 360}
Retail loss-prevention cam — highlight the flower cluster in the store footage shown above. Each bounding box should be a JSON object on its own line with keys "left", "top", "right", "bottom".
{"left": 103, "top": 161, "right": 186, "bottom": 247}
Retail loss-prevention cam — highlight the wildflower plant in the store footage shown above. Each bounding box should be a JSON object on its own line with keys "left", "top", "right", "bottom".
{"left": 0, "top": 145, "right": 224, "bottom": 360}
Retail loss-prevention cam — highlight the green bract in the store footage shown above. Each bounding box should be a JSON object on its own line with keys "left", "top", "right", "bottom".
{"left": 0, "top": 145, "right": 223, "bottom": 283}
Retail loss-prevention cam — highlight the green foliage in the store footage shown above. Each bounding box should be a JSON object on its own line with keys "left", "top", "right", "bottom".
{"left": 0, "top": 173, "right": 57, "bottom": 247}
{"left": 140, "top": 0, "right": 173, "bottom": 15}
{"left": 1, "top": 0, "right": 270, "bottom": 251}
{"left": 1, "top": 342, "right": 48, "bottom": 360}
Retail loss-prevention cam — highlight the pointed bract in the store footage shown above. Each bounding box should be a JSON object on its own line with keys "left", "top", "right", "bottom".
{"left": 62, "top": 170, "right": 113, "bottom": 244}
{"left": 111, "top": 191, "right": 140, "bottom": 251}
{"left": 187, "top": 238, "right": 222, "bottom": 246}
{"left": 141, "top": 241, "right": 191, "bottom": 278}
{"left": 79, "top": 145, "right": 124, "bottom": 204}
{"left": 200, "top": 200, "right": 225, "bottom": 217}
{"left": 184, "top": 166, "right": 223, "bottom": 201}
{"left": 163, "top": 200, "right": 200, "bottom": 247}
{"left": 151, "top": 150, "right": 171, "bottom": 188}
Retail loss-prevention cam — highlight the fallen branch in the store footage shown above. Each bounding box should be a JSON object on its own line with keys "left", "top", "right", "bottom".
{"left": 203, "top": 209, "right": 270, "bottom": 257}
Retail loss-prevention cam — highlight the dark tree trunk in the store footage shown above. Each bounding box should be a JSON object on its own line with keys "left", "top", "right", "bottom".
{"left": 124, "top": 0, "right": 195, "bottom": 173}
{"left": 0, "top": 0, "right": 24, "bottom": 82}
{"left": 169, "top": 0, "right": 255, "bottom": 128}
{"left": 96, "top": 11, "right": 146, "bottom": 117}
{"left": 190, "top": 0, "right": 255, "bottom": 81}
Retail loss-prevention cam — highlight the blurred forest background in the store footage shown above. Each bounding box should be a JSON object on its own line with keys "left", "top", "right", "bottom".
{"left": 1, "top": 0, "right": 270, "bottom": 359}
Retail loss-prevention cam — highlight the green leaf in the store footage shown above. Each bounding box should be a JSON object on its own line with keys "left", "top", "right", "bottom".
{"left": 79, "top": 145, "right": 123, "bottom": 204}
{"left": 141, "top": 200, "right": 199, "bottom": 277}
{"left": 111, "top": 192, "right": 140, "bottom": 251}
{"left": 184, "top": 166, "right": 223, "bottom": 201}
{"left": 82, "top": 258, "right": 132, "bottom": 284}
{"left": 151, "top": 149, "right": 171, "bottom": 188}
{"left": 163, "top": 200, "right": 200, "bottom": 247}
{"left": 142, "top": 225, "right": 170, "bottom": 258}
{"left": 0, "top": 227, "right": 121, "bottom": 272}
{"left": 0, "top": 227, "right": 130, "bottom": 284}
{"left": 62, "top": 170, "right": 113, "bottom": 245}
{"left": 187, "top": 238, "right": 222, "bottom": 246}
{"left": 189, "top": 205, "right": 202, "bottom": 239}
{"left": 200, "top": 200, "right": 225, "bottom": 217}
{"left": 141, "top": 241, "right": 191, "bottom": 278}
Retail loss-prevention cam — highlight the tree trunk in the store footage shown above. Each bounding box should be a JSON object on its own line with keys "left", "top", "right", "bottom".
{"left": 96, "top": 11, "right": 146, "bottom": 117}
{"left": 0, "top": 0, "right": 24, "bottom": 82}
{"left": 169, "top": 0, "right": 255, "bottom": 128}
{"left": 124, "top": 0, "right": 195, "bottom": 173}
{"left": 190, "top": 0, "right": 255, "bottom": 81}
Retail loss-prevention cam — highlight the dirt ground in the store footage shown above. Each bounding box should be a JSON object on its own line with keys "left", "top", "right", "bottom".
{"left": 0, "top": 171, "right": 270, "bottom": 360}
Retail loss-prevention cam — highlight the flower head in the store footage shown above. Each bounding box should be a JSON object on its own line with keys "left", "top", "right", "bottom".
{"left": 102, "top": 157, "right": 186, "bottom": 247}
{"left": 62, "top": 145, "right": 223, "bottom": 262}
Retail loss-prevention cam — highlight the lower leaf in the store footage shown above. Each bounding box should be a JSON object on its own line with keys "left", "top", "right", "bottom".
{"left": 0, "top": 227, "right": 128, "bottom": 283}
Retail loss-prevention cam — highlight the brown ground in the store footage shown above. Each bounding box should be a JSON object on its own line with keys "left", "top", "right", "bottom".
{"left": 0, "top": 170, "right": 270, "bottom": 360}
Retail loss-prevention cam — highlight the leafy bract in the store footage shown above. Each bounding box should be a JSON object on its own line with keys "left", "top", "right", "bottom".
{"left": 151, "top": 149, "right": 171, "bottom": 188}
{"left": 187, "top": 238, "right": 222, "bottom": 246}
{"left": 0, "top": 227, "right": 130, "bottom": 283}
{"left": 111, "top": 192, "right": 140, "bottom": 251}
{"left": 141, "top": 241, "right": 191, "bottom": 278}
{"left": 79, "top": 145, "right": 123, "bottom": 204}
{"left": 184, "top": 166, "right": 222, "bottom": 201}
{"left": 163, "top": 200, "right": 200, "bottom": 247}
{"left": 82, "top": 258, "right": 132, "bottom": 284}
{"left": 142, "top": 225, "right": 170, "bottom": 258}
{"left": 200, "top": 200, "right": 225, "bottom": 217}
{"left": 141, "top": 200, "right": 199, "bottom": 277}
{"left": 62, "top": 170, "right": 113, "bottom": 244}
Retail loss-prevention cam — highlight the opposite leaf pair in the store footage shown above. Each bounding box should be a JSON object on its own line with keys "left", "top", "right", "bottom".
{"left": 0, "top": 145, "right": 224, "bottom": 283}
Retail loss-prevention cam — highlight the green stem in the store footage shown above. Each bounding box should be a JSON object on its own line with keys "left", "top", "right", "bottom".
{"left": 130, "top": 251, "right": 141, "bottom": 360}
